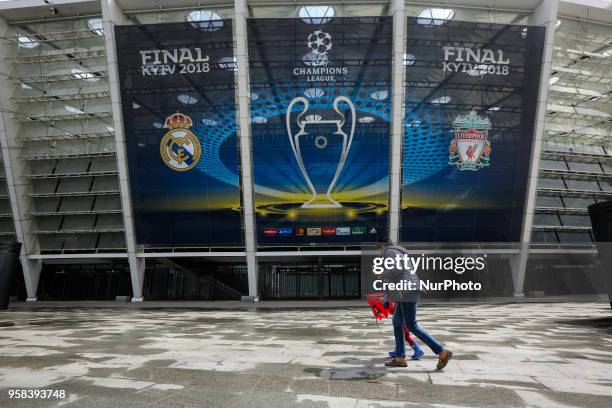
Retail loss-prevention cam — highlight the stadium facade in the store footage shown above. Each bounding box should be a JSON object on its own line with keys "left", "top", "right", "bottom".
{"left": 0, "top": 0, "right": 610, "bottom": 302}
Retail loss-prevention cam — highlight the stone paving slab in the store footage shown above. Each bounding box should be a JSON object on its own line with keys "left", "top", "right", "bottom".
{"left": 0, "top": 302, "right": 610, "bottom": 407}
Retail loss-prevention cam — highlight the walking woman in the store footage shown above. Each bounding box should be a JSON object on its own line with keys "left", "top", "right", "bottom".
{"left": 381, "top": 245, "right": 453, "bottom": 370}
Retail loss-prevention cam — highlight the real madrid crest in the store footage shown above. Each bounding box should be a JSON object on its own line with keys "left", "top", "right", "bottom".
{"left": 449, "top": 110, "right": 492, "bottom": 171}
{"left": 159, "top": 111, "right": 201, "bottom": 172}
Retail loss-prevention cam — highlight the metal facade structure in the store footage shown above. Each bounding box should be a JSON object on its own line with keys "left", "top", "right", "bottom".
{"left": 0, "top": 0, "right": 609, "bottom": 301}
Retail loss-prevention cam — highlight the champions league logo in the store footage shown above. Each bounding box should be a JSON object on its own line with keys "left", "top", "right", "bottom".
{"left": 294, "top": 30, "right": 348, "bottom": 82}
{"left": 448, "top": 110, "right": 492, "bottom": 171}
{"left": 159, "top": 112, "right": 201, "bottom": 172}
{"left": 286, "top": 96, "right": 356, "bottom": 208}
{"left": 306, "top": 30, "right": 332, "bottom": 67}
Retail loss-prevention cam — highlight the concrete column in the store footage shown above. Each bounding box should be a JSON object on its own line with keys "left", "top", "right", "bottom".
{"left": 388, "top": 0, "right": 405, "bottom": 245}
{"left": 0, "top": 15, "right": 42, "bottom": 301}
{"left": 235, "top": 0, "right": 258, "bottom": 297}
{"left": 100, "top": 0, "right": 144, "bottom": 301}
{"left": 511, "top": 0, "right": 559, "bottom": 296}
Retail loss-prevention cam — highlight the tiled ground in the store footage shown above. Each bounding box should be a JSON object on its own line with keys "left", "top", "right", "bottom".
{"left": 0, "top": 302, "right": 610, "bottom": 407}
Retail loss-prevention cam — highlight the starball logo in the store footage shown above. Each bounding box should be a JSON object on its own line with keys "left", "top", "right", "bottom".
{"left": 293, "top": 30, "right": 349, "bottom": 82}
{"left": 306, "top": 30, "right": 332, "bottom": 67}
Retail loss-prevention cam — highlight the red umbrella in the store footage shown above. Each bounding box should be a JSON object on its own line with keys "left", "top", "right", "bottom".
{"left": 367, "top": 292, "right": 395, "bottom": 320}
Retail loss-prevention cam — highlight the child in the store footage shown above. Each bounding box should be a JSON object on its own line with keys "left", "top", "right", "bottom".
{"left": 367, "top": 293, "right": 424, "bottom": 361}
{"left": 388, "top": 314, "right": 425, "bottom": 361}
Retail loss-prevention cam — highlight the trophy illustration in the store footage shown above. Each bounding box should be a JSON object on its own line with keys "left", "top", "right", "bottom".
{"left": 286, "top": 96, "right": 355, "bottom": 208}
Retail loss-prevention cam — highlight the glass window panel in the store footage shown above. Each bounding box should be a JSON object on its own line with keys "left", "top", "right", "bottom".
{"left": 543, "top": 143, "right": 571, "bottom": 152}
{"left": 187, "top": 10, "right": 224, "bottom": 31}
{"left": 547, "top": 17, "right": 612, "bottom": 167}
{"left": 343, "top": 5, "right": 387, "bottom": 16}
{"left": 405, "top": 6, "right": 523, "bottom": 24}
{"left": 560, "top": 215, "right": 591, "bottom": 227}
{"left": 133, "top": 8, "right": 233, "bottom": 24}
{"left": 532, "top": 231, "right": 558, "bottom": 243}
{"left": 557, "top": 231, "right": 592, "bottom": 244}
{"left": 565, "top": 179, "right": 599, "bottom": 190}
{"left": 566, "top": 161, "right": 602, "bottom": 173}
{"left": 541, "top": 159, "right": 568, "bottom": 170}
{"left": 533, "top": 213, "right": 561, "bottom": 226}
{"left": 572, "top": 145, "right": 605, "bottom": 154}
{"left": 562, "top": 196, "right": 596, "bottom": 208}
{"left": 298, "top": 5, "right": 335, "bottom": 24}
{"left": 536, "top": 195, "right": 563, "bottom": 207}
{"left": 600, "top": 182, "right": 612, "bottom": 192}
{"left": 538, "top": 177, "right": 565, "bottom": 189}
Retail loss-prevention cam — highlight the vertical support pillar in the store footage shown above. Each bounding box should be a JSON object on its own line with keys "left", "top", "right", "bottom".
{"left": 0, "top": 136, "right": 42, "bottom": 300}
{"left": 388, "top": 0, "right": 405, "bottom": 245}
{"left": 101, "top": 0, "right": 145, "bottom": 301}
{"left": 511, "top": 0, "right": 559, "bottom": 296}
{"left": 235, "top": 0, "right": 258, "bottom": 297}
{"left": 0, "top": 15, "right": 42, "bottom": 301}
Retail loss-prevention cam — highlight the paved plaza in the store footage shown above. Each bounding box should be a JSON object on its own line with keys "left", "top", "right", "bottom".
{"left": 0, "top": 301, "right": 611, "bottom": 407}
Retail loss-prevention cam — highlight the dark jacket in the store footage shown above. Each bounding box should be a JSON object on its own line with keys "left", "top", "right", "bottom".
{"left": 381, "top": 245, "right": 424, "bottom": 302}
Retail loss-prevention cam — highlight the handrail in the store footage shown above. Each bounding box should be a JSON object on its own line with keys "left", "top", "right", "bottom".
{"left": 537, "top": 187, "right": 612, "bottom": 196}
{"left": 7, "top": 49, "right": 106, "bottom": 64}
{"left": 25, "top": 170, "right": 118, "bottom": 179}
{"left": 14, "top": 111, "right": 112, "bottom": 123}
{"left": 28, "top": 190, "right": 120, "bottom": 198}
{"left": 20, "top": 152, "right": 116, "bottom": 160}
{"left": 27, "top": 210, "right": 122, "bottom": 216}
{"left": 18, "top": 131, "right": 114, "bottom": 141}
{"left": 539, "top": 169, "right": 612, "bottom": 179}
{"left": 13, "top": 91, "right": 111, "bottom": 103}
{"left": 33, "top": 228, "right": 125, "bottom": 234}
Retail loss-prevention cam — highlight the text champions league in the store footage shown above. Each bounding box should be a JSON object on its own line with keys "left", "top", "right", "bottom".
{"left": 292, "top": 66, "right": 349, "bottom": 82}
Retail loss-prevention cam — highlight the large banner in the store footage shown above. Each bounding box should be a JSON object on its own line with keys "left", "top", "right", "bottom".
{"left": 248, "top": 17, "right": 392, "bottom": 245}
{"left": 115, "top": 21, "right": 242, "bottom": 246}
{"left": 401, "top": 19, "right": 545, "bottom": 242}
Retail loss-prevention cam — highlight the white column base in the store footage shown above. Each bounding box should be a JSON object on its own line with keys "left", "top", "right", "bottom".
{"left": 513, "top": 292, "right": 525, "bottom": 298}
{"left": 131, "top": 297, "right": 144, "bottom": 303}
{"left": 26, "top": 297, "right": 37, "bottom": 302}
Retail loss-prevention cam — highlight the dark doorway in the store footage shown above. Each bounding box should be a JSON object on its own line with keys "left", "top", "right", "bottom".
{"left": 143, "top": 258, "right": 247, "bottom": 300}
{"left": 258, "top": 261, "right": 360, "bottom": 299}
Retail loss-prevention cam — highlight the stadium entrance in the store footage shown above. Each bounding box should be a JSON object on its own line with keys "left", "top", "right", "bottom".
{"left": 258, "top": 261, "right": 361, "bottom": 300}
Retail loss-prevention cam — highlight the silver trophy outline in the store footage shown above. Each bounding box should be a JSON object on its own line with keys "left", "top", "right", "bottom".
{"left": 286, "top": 95, "right": 356, "bottom": 208}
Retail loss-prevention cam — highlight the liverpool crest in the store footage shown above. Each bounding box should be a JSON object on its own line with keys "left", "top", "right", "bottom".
{"left": 159, "top": 111, "right": 201, "bottom": 172}
{"left": 448, "top": 110, "right": 491, "bottom": 171}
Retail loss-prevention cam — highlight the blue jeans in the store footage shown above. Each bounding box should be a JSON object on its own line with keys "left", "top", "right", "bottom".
{"left": 392, "top": 301, "right": 444, "bottom": 357}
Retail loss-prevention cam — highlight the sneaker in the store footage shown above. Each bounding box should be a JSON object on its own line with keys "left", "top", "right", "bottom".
{"left": 385, "top": 357, "right": 407, "bottom": 367}
{"left": 436, "top": 349, "right": 453, "bottom": 370}
{"left": 411, "top": 346, "right": 425, "bottom": 361}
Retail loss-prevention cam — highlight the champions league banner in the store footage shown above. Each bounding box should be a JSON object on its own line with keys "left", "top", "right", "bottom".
{"left": 115, "top": 21, "right": 243, "bottom": 246}
{"left": 248, "top": 17, "right": 392, "bottom": 245}
{"left": 401, "top": 19, "right": 545, "bottom": 242}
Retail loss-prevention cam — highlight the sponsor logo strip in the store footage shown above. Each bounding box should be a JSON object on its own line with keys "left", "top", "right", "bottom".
{"left": 307, "top": 228, "right": 321, "bottom": 236}
{"left": 351, "top": 226, "right": 365, "bottom": 235}
{"left": 322, "top": 227, "right": 336, "bottom": 236}
{"left": 263, "top": 227, "right": 277, "bottom": 237}
{"left": 336, "top": 227, "right": 350, "bottom": 236}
